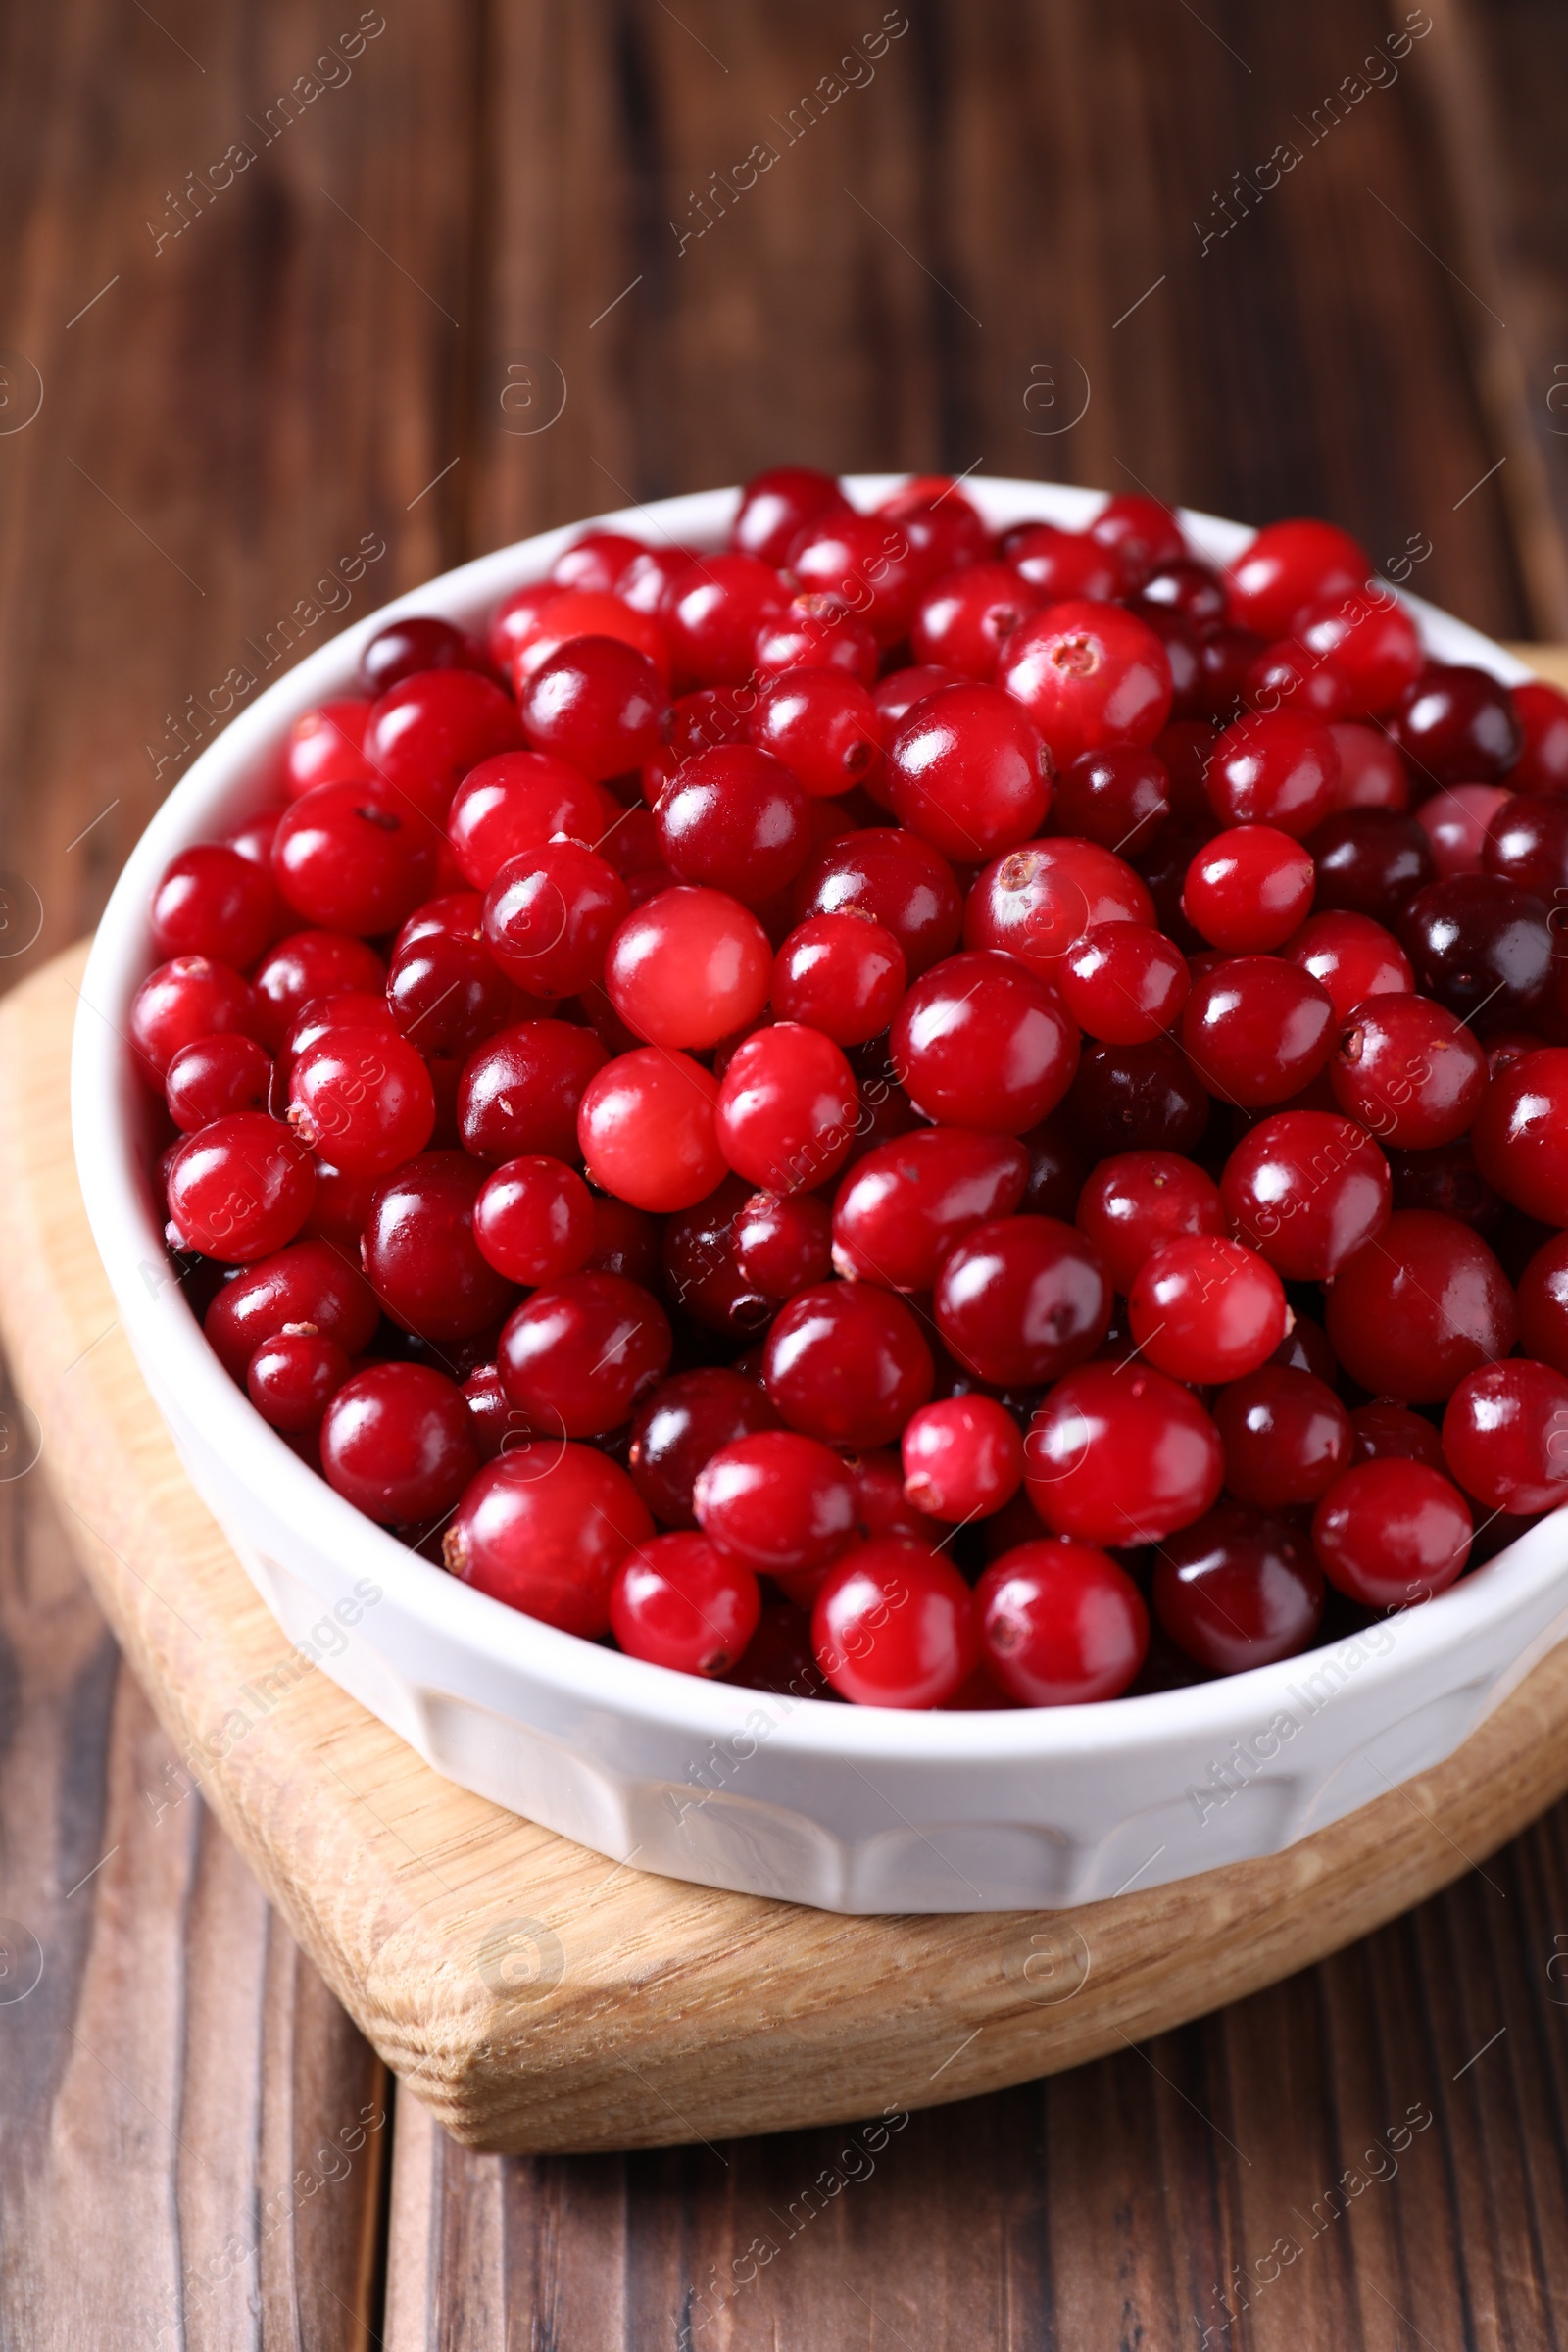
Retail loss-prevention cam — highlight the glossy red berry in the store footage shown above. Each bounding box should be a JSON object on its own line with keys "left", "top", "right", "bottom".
{"left": 611, "top": 1534, "right": 761, "bottom": 1677}
{"left": 1057, "top": 921, "right": 1189, "bottom": 1044}
{"left": 976, "top": 1538, "right": 1148, "bottom": 1704}
{"left": 458, "top": 1020, "right": 608, "bottom": 1164}
{"left": 1004, "top": 523, "right": 1123, "bottom": 603}
{"left": 1312, "top": 1459, "right": 1471, "bottom": 1607}
{"left": 471, "top": 1155, "right": 594, "bottom": 1286}
{"left": 1225, "top": 518, "right": 1370, "bottom": 639}
{"left": 1349, "top": 1398, "right": 1446, "bottom": 1470}
{"left": 1153, "top": 1503, "right": 1324, "bottom": 1672}
{"left": 693, "top": 1429, "right": 858, "bottom": 1588}
{"left": 789, "top": 511, "right": 927, "bottom": 647}
{"left": 551, "top": 530, "right": 648, "bottom": 594}
{"left": 964, "top": 836, "right": 1152, "bottom": 978}
{"left": 151, "top": 843, "right": 281, "bottom": 968}
{"left": 1397, "top": 875, "right": 1553, "bottom": 1024}
{"left": 514, "top": 634, "right": 669, "bottom": 780}
{"left": 203, "top": 1238, "right": 379, "bottom": 1380}
{"left": 1243, "top": 638, "right": 1353, "bottom": 723}
{"left": 763, "top": 1282, "right": 933, "bottom": 1449}
{"left": 166, "top": 1112, "right": 316, "bottom": 1262}
{"left": 1389, "top": 663, "right": 1522, "bottom": 786}
{"left": 885, "top": 683, "right": 1053, "bottom": 860}
{"left": 1483, "top": 792, "right": 1568, "bottom": 902}
{"left": 1024, "top": 1361, "right": 1223, "bottom": 1544}
{"left": 511, "top": 590, "right": 669, "bottom": 685}
{"left": 733, "top": 465, "right": 848, "bottom": 567}
{"left": 447, "top": 750, "right": 610, "bottom": 889}
{"left": 576, "top": 1046, "right": 726, "bottom": 1212}
{"left": 605, "top": 885, "right": 771, "bottom": 1051}
{"left": 892, "top": 952, "right": 1079, "bottom": 1132}
{"left": 364, "top": 669, "right": 523, "bottom": 822}
{"left": 287, "top": 1026, "right": 435, "bottom": 1176}
{"left": 811, "top": 1538, "right": 978, "bottom": 1708}
{"left": 1212, "top": 1365, "right": 1352, "bottom": 1506}
{"left": 1442, "top": 1359, "right": 1568, "bottom": 1515}
{"left": 165, "top": 1032, "right": 274, "bottom": 1130}
{"left": 1281, "top": 909, "right": 1412, "bottom": 1018}
{"left": 498, "top": 1270, "right": 670, "bottom": 1437}
{"left": 246, "top": 1330, "right": 353, "bottom": 1433}
{"left": 793, "top": 826, "right": 962, "bottom": 977}
{"left": 1206, "top": 710, "right": 1340, "bottom": 838}
{"left": 753, "top": 592, "right": 879, "bottom": 683}
{"left": 731, "top": 1189, "right": 832, "bottom": 1296}
{"left": 131, "top": 956, "right": 265, "bottom": 1083}
{"left": 1325, "top": 1210, "right": 1518, "bottom": 1402}
{"left": 998, "top": 600, "right": 1173, "bottom": 765}
{"left": 443, "top": 1443, "right": 654, "bottom": 1636}
{"left": 284, "top": 699, "right": 372, "bottom": 797}
{"left": 769, "top": 912, "right": 906, "bottom": 1046}
{"left": 1221, "top": 1110, "right": 1393, "bottom": 1279}
{"left": 482, "top": 840, "right": 628, "bottom": 999}
{"left": 1331, "top": 720, "right": 1408, "bottom": 811}
{"left": 1473, "top": 1049, "right": 1568, "bottom": 1224}
{"left": 386, "top": 893, "right": 519, "bottom": 1059}
{"left": 248, "top": 931, "right": 386, "bottom": 1052}
{"left": 1181, "top": 956, "right": 1336, "bottom": 1107}
{"left": 901, "top": 1396, "right": 1024, "bottom": 1522}
{"left": 748, "top": 668, "right": 881, "bottom": 799}
{"left": 832, "top": 1127, "right": 1028, "bottom": 1293}
{"left": 910, "top": 561, "right": 1041, "bottom": 680}
{"left": 1308, "top": 811, "right": 1434, "bottom": 925}
{"left": 1294, "top": 589, "right": 1426, "bottom": 718}
{"left": 270, "top": 781, "right": 437, "bottom": 936}
{"left": 1053, "top": 748, "right": 1170, "bottom": 855}
{"left": 1517, "top": 1232, "right": 1568, "bottom": 1376}
{"left": 360, "top": 615, "right": 478, "bottom": 697}
{"left": 1128, "top": 1234, "right": 1287, "bottom": 1384}
{"left": 363, "top": 1152, "right": 515, "bottom": 1340}
{"left": 627, "top": 1367, "right": 780, "bottom": 1526}
{"left": 1420, "top": 784, "right": 1514, "bottom": 880}
{"left": 1074, "top": 1151, "right": 1223, "bottom": 1293}
{"left": 662, "top": 1173, "right": 780, "bottom": 1337}
{"left": 715, "top": 1022, "right": 858, "bottom": 1193}
{"left": 935, "top": 1215, "right": 1110, "bottom": 1387}
{"left": 655, "top": 745, "right": 810, "bottom": 906}
{"left": 664, "top": 552, "right": 786, "bottom": 684}
{"left": 320, "top": 1361, "right": 478, "bottom": 1525}
{"left": 1182, "top": 826, "right": 1314, "bottom": 951}
{"left": 1511, "top": 678, "right": 1568, "bottom": 793}
{"left": 1330, "top": 994, "right": 1488, "bottom": 1149}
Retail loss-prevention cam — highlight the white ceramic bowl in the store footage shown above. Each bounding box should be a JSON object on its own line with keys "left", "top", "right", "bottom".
{"left": 73, "top": 476, "right": 1568, "bottom": 1914}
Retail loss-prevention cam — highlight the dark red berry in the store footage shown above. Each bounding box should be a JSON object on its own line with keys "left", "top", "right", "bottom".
{"left": 977, "top": 1538, "right": 1148, "bottom": 1703}
{"left": 1312, "top": 1459, "right": 1471, "bottom": 1607}
{"left": 320, "top": 1361, "right": 478, "bottom": 1525}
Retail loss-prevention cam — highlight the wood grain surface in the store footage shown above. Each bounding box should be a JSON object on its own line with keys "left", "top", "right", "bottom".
{"left": 5, "top": 1, "right": 1568, "bottom": 2343}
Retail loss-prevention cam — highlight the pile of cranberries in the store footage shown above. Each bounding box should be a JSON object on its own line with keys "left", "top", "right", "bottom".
{"left": 129, "top": 468, "right": 1568, "bottom": 1713}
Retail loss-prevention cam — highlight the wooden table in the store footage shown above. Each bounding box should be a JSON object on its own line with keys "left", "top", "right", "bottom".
{"left": 5, "top": 3, "right": 1568, "bottom": 2343}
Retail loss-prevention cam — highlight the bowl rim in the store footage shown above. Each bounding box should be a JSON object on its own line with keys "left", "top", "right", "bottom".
{"left": 71, "top": 471, "right": 1565, "bottom": 1770}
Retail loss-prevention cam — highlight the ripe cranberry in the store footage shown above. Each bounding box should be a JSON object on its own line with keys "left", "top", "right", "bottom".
{"left": 1057, "top": 921, "right": 1189, "bottom": 1045}
{"left": 1330, "top": 994, "right": 1488, "bottom": 1149}
{"left": 458, "top": 1020, "right": 608, "bottom": 1163}
{"left": 1350, "top": 1398, "right": 1446, "bottom": 1470}
{"left": 487, "top": 583, "right": 559, "bottom": 674}
{"left": 482, "top": 840, "right": 628, "bottom": 998}
{"left": 271, "top": 781, "right": 437, "bottom": 936}
{"left": 885, "top": 683, "right": 1053, "bottom": 861}
{"left": 1331, "top": 720, "right": 1409, "bottom": 811}
{"left": 204, "top": 1238, "right": 380, "bottom": 1379}
{"left": 1308, "top": 809, "right": 1435, "bottom": 922}
{"left": 1154, "top": 1502, "right": 1324, "bottom": 1671}
{"left": 662, "top": 1174, "right": 778, "bottom": 1337}
{"left": 790, "top": 511, "right": 928, "bottom": 647}
{"left": 1517, "top": 1231, "right": 1568, "bottom": 1376}
{"left": 976, "top": 1537, "right": 1148, "bottom": 1703}
{"left": 747, "top": 668, "right": 880, "bottom": 800}
{"left": 1324, "top": 1210, "right": 1518, "bottom": 1402}
{"left": 606, "top": 886, "right": 772, "bottom": 1050}
{"left": 793, "top": 826, "right": 962, "bottom": 976}
{"left": 249, "top": 931, "right": 386, "bottom": 1052}
{"left": 246, "top": 1328, "right": 352, "bottom": 1432}
{"left": 284, "top": 699, "right": 373, "bottom": 796}
{"left": 1075, "top": 1152, "right": 1223, "bottom": 1293}
{"left": 550, "top": 530, "right": 647, "bottom": 594}
{"left": 498, "top": 1269, "right": 670, "bottom": 1437}
{"left": 715, "top": 1022, "right": 858, "bottom": 1193}
{"left": 447, "top": 755, "right": 613, "bottom": 899}
{"left": 365, "top": 669, "right": 523, "bottom": 821}
{"left": 165, "top": 1112, "right": 315, "bottom": 1261}
{"left": 1473, "top": 1049, "right": 1568, "bottom": 1224}
{"left": 661, "top": 553, "right": 785, "bottom": 685}
{"left": 1181, "top": 956, "right": 1335, "bottom": 1107}
{"left": 151, "top": 843, "right": 281, "bottom": 969}
{"left": 1004, "top": 523, "right": 1123, "bottom": 603}
{"left": 754, "top": 592, "right": 879, "bottom": 683}
{"left": 811, "top": 1538, "right": 977, "bottom": 1709}
{"left": 1418, "top": 784, "right": 1513, "bottom": 881}
{"left": 1281, "top": 909, "right": 1412, "bottom": 1017}
{"left": 693, "top": 1429, "right": 858, "bottom": 1588}
{"left": 1243, "top": 637, "right": 1354, "bottom": 722}
{"left": 1312, "top": 1458, "right": 1471, "bottom": 1607}
{"left": 934, "top": 1216, "right": 1110, "bottom": 1387}
{"left": 1025, "top": 1361, "right": 1223, "bottom": 1544}
{"left": 1183, "top": 826, "right": 1314, "bottom": 953}
{"left": 770, "top": 912, "right": 906, "bottom": 1046}
{"left": 733, "top": 465, "right": 847, "bottom": 566}
{"left": 510, "top": 589, "right": 669, "bottom": 684}
{"left": 893, "top": 952, "right": 1078, "bottom": 1131}
{"left": 320, "top": 1361, "right": 477, "bottom": 1524}
{"left": 611, "top": 1534, "right": 760, "bottom": 1677}
{"left": 658, "top": 746, "right": 810, "bottom": 907}
{"left": 1294, "top": 587, "right": 1425, "bottom": 717}
{"left": 1054, "top": 748, "right": 1170, "bottom": 856}
{"left": 1397, "top": 874, "right": 1553, "bottom": 1023}
{"left": 628, "top": 1367, "right": 780, "bottom": 1525}
{"left": 1442, "top": 1359, "right": 1568, "bottom": 1515}
{"left": 462, "top": 1361, "right": 532, "bottom": 1461}
{"left": 470, "top": 1155, "right": 594, "bottom": 1286}
{"left": 1087, "top": 492, "right": 1185, "bottom": 582}
{"left": 869, "top": 665, "right": 963, "bottom": 753}
{"left": 360, "top": 615, "right": 478, "bottom": 697}
{"left": 1511, "top": 679, "right": 1568, "bottom": 794}
{"left": 966, "top": 836, "right": 1153, "bottom": 980}
{"left": 901, "top": 1396, "right": 1024, "bottom": 1521}
{"left": 1066, "top": 1034, "right": 1211, "bottom": 1158}
{"left": 131, "top": 956, "right": 265, "bottom": 1084}
{"left": 362, "top": 1151, "right": 515, "bottom": 1340}
{"left": 909, "top": 562, "right": 1041, "bottom": 681}
{"left": 576, "top": 1046, "right": 725, "bottom": 1213}
{"left": 998, "top": 600, "right": 1173, "bottom": 765}
{"left": 1128, "top": 1234, "right": 1287, "bottom": 1384}
{"left": 1205, "top": 710, "right": 1340, "bottom": 839}
{"left": 832, "top": 1128, "right": 1028, "bottom": 1292}
{"left": 763, "top": 1282, "right": 933, "bottom": 1449}
{"left": 1389, "top": 663, "right": 1522, "bottom": 786}
{"left": 385, "top": 894, "right": 516, "bottom": 1059}
{"left": 613, "top": 546, "right": 693, "bottom": 621}
{"left": 1225, "top": 518, "right": 1370, "bottom": 640}
{"left": 1213, "top": 1364, "right": 1351, "bottom": 1507}
{"left": 732, "top": 1190, "right": 832, "bottom": 1296}
{"left": 1221, "top": 1111, "right": 1392, "bottom": 1280}
{"left": 1136, "top": 558, "right": 1227, "bottom": 633}
{"left": 1483, "top": 793, "right": 1568, "bottom": 901}
{"left": 165, "top": 1032, "right": 273, "bottom": 1130}
{"left": 287, "top": 1026, "right": 434, "bottom": 1175}
{"left": 444, "top": 1443, "right": 654, "bottom": 1636}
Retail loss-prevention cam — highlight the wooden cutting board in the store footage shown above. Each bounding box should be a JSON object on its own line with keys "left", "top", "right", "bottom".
{"left": 9, "top": 938, "right": 1568, "bottom": 2156}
